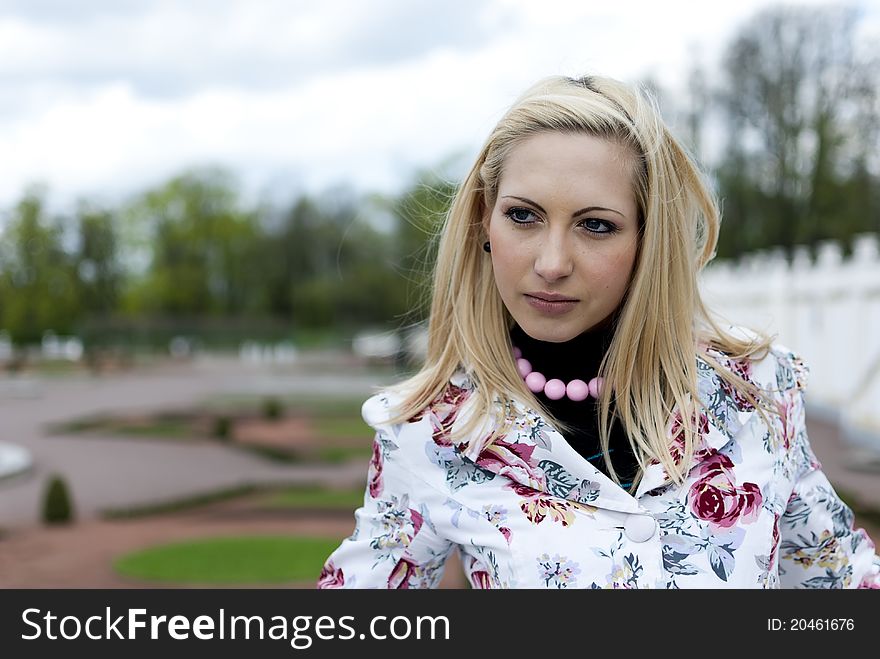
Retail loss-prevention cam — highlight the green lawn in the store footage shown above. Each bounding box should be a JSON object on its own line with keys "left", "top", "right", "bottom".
{"left": 261, "top": 487, "right": 365, "bottom": 510}
{"left": 53, "top": 414, "right": 194, "bottom": 439}
{"left": 114, "top": 535, "right": 341, "bottom": 584}
{"left": 110, "top": 419, "right": 193, "bottom": 438}
{"left": 102, "top": 484, "right": 365, "bottom": 519}
{"left": 316, "top": 445, "right": 374, "bottom": 463}
{"left": 102, "top": 485, "right": 259, "bottom": 519}
{"left": 288, "top": 397, "right": 366, "bottom": 418}
{"left": 313, "top": 416, "right": 371, "bottom": 439}
{"left": 202, "top": 394, "right": 367, "bottom": 419}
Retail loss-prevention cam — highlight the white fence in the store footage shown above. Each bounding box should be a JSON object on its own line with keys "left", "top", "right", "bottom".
{"left": 699, "top": 233, "right": 880, "bottom": 452}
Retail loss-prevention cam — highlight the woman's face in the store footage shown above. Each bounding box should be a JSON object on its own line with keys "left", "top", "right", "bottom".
{"left": 484, "top": 131, "right": 640, "bottom": 343}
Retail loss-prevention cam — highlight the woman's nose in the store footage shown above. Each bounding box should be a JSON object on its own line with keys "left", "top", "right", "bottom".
{"left": 533, "top": 233, "right": 574, "bottom": 282}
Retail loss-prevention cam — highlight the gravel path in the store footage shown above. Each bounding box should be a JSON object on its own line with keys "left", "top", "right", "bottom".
{"left": 0, "top": 356, "right": 390, "bottom": 527}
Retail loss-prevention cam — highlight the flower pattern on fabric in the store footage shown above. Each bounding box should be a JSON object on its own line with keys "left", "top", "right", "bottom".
{"left": 779, "top": 477, "right": 880, "bottom": 588}
{"left": 589, "top": 531, "right": 645, "bottom": 588}
{"left": 688, "top": 450, "right": 763, "bottom": 530}
{"left": 775, "top": 395, "right": 798, "bottom": 451}
{"left": 409, "top": 383, "right": 472, "bottom": 447}
{"left": 537, "top": 553, "right": 582, "bottom": 588}
{"left": 507, "top": 482, "right": 580, "bottom": 526}
{"left": 464, "top": 549, "right": 505, "bottom": 588}
{"left": 716, "top": 354, "right": 757, "bottom": 412}
{"left": 695, "top": 356, "right": 748, "bottom": 440}
{"left": 658, "top": 497, "right": 749, "bottom": 585}
{"left": 763, "top": 512, "right": 782, "bottom": 581}
{"left": 511, "top": 408, "right": 555, "bottom": 450}
{"left": 365, "top": 429, "right": 401, "bottom": 500}
{"left": 367, "top": 493, "right": 423, "bottom": 563}
{"left": 476, "top": 437, "right": 545, "bottom": 491}
{"left": 425, "top": 441, "right": 495, "bottom": 492}
{"left": 650, "top": 407, "right": 712, "bottom": 472}
{"left": 318, "top": 329, "right": 880, "bottom": 589}
{"left": 317, "top": 561, "right": 344, "bottom": 588}
{"left": 539, "top": 460, "right": 601, "bottom": 503}
{"left": 482, "top": 504, "right": 512, "bottom": 544}
{"left": 367, "top": 441, "right": 383, "bottom": 499}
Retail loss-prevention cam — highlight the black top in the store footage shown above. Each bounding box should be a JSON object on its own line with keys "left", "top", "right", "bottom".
{"left": 509, "top": 319, "right": 639, "bottom": 491}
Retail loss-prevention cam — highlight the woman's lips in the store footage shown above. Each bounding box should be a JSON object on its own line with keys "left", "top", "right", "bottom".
{"left": 524, "top": 294, "right": 578, "bottom": 315}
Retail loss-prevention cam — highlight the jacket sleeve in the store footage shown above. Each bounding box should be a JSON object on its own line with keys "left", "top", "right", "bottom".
{"left": 316, "top": 395, "right": 456, "bottom": 589}
{"left": 776, "top": 351, "right": 880, "bottom": 589}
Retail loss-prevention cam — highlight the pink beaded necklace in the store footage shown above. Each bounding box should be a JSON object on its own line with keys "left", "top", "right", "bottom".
{"left": 513, "top": 346, "right": 605, "bottom": 401}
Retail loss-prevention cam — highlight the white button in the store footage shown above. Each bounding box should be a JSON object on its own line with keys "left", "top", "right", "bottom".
{"left": 624, "top": 513, "right": 657, "bottom": 543}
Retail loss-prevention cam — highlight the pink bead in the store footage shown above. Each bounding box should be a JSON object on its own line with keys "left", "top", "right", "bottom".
{"left": 544, "top": 378, "right": 566, "bottom": 400}
{"left": 513, "top": 346, "right": 522, "bottom": 359}
{"left": 516, "top": 358, "right": 532, "bottom": 378}
{"left": 566, "top": 379, "right": 589, "bottom": 401}
{"left": 525, "top": 371, "right": 547, "bottom": 393}
{"left": 588, "top": 376, "right": 603, "bottom": 399}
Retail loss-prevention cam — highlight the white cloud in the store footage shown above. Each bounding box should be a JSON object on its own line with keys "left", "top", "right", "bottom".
{"left": 0, "top": 0, "right": 876, "bottom": 213}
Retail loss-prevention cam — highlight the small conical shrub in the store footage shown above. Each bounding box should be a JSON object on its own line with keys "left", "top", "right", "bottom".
{"left": 262, "top": 397, "right": 283, "bottom": 420}
{"left": 42, "top": 474, "right": 75, "bottom": 525}
{"left": 213, "top": 415, "right": 232, "bottom": 440}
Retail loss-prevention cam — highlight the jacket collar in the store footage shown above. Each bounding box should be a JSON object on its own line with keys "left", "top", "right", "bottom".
{"left": 448, "top": 350, "right": 759, "bottom": 512}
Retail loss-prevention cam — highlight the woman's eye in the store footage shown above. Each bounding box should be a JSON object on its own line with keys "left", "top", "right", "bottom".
{"left": 504, "top": 207, "right": 536, "bottom": 224}
{"left": 582, "top": 219, "right": 616, "bottom": 234}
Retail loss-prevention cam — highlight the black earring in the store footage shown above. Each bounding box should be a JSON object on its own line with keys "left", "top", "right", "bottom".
{"left": 483, "top": 241, "right": 491, "bottom": 253}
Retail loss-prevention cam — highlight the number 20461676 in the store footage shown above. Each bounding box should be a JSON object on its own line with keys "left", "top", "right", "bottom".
{"left": 768, "top": 618, "right": 854, "bottom": 631}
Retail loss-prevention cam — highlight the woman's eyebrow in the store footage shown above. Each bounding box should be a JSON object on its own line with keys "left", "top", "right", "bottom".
{"left": 501, "top": 195, "right": 625, "bottom": 218}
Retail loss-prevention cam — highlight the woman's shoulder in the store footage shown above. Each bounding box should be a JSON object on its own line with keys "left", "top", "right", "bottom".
{"left": 360, "top": 368, "right": 478, "bottom": 431}
{"left": 701, "top": 323, "right": 810, "bottom": 394}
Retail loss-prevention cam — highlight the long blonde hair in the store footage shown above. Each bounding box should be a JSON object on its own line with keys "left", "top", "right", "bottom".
{"left": 381, "top": 74, "right": 781, "bottom": 490}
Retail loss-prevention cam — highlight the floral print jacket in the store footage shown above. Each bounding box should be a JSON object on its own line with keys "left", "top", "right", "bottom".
{"left": 318, "top": 334, "right": 880, "bottom": 589}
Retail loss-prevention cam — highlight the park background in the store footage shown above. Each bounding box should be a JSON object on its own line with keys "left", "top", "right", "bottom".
{"left": 1, "top": 0, "right": 879, "bottom": 588}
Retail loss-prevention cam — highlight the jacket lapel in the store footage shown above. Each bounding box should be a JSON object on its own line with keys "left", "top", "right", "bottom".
{"left": 449, "top": 372, "right": 641, "bottom": 514}
{"left": 635, "top": 350, "right": 761, "bottom": 497}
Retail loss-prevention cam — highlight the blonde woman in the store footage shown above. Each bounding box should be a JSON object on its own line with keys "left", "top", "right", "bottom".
{"left": 317, "top": 74, "right": 879, "bottom": 589}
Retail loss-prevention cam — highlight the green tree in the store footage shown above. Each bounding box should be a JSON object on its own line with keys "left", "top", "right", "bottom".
{"left": 124, "top": 168, "right": 264, "bottom": 316}
{"left": 0, "top": 188, "right": 80, "bottom": 345}
{"left": 261, "top": 196, "right": 331, "bottom": 320}
{"left": 714, "top": 4, "right": 879, "bottom": 259}
{"left": 74, "top": 203, "right": 124, "bottom": 316}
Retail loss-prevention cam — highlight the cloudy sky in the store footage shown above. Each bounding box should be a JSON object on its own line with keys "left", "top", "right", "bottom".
{"left": 2, "top": 0, "right": 878, "bottom": 213}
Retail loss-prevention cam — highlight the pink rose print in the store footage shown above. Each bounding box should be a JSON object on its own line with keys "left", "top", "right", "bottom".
{"left": 469, "top": 570, "right": 493, "bottom": 589}
{"left": 476, "top": 437, "right": 536, "bottom": 473}
{"left": 409, "top": 383, "right": 470, "bottom": 423}
{"left": 650, "top": 408, "right": 711, "bottom": 468}
{"left": 769, "top": 512, "right": 781, "bottom": 569}
{"left": 409, "top": 507, "right": 424, "bottom": 536}
{"left": 409, "top": 383, "right": 472, "bottom": 446}
{"left": 507, "top": 482, "right": 540, "bottom": 497}
{"left": 667, "top": 409, "right": 711, "bottom": 466}
{"left": 720, "top": 358, "right": 756, "bottom": 412}
{"left": 694, "top": 451, "right": 734, "bottom": 480}
{"left": 775, "top": 395, "right": 797, "bottom": 450}
{"left": 430, "top": 417, "right": 455, "bottom": 447}
{"left": 689, "top": 450, "right": 763, "bottom": 529}
{"left": 387, "top": 557, "right": 418, "bottom": 589}
{"left": 368, "top": 439, "right": 383, "bottom": 499}
{"left": 317, "top": 561, "right": 345, "bottom": 588}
